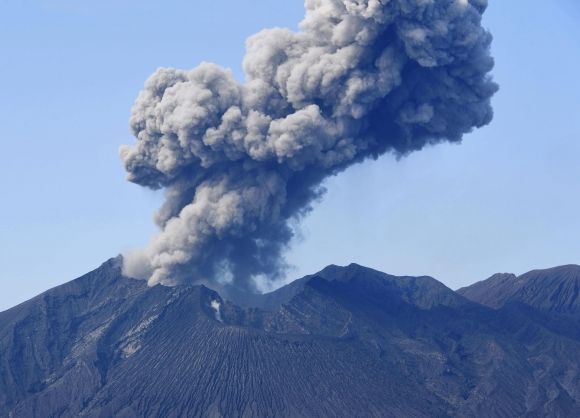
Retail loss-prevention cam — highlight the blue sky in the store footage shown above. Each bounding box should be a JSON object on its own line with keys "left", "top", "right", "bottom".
{"left": 0, "top": 0, "right": 579, "bottom": 311}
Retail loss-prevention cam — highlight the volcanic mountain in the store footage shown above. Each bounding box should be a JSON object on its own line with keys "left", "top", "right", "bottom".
{"left": 458, "top": 265, "right": 580, "bottom": 315}
{"left": 1, "top": 259, "right": 579, "bottom": 417}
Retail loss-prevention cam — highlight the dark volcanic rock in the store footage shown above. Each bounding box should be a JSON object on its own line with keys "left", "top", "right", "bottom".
{"left": 1, "top": 260, "right": 579, "bottom": 417}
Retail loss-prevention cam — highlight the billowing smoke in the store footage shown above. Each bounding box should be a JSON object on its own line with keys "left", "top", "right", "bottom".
{"left": 121, "top": 0, "right": 497, "bottom": 290}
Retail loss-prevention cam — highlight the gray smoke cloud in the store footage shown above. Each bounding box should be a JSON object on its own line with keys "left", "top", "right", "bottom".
{"left": 121, "top": 0, "right": 497, "bottom": 290}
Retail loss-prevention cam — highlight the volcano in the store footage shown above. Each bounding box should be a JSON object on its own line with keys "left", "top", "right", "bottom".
{"left": 1, "top": 259, "right": 579, "bottom": 417}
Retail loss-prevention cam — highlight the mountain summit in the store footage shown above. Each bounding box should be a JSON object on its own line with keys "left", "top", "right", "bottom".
{"left": 1, "top": 260, "right": 579, "bottom": 417}
{"left": 458, "top": 265, "right": 580, "bottom": 315}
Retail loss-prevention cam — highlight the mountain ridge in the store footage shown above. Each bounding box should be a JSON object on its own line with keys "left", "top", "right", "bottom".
{"left": 1, "top": 259, "right": 579, "bottom": 417}
{"left": 458, "top": 264, "right": 580, "bottom": 315}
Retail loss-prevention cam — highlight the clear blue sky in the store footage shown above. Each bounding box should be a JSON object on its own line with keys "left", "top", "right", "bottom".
{"left": 0, "top": 0, "right": 579, "bottom": 311}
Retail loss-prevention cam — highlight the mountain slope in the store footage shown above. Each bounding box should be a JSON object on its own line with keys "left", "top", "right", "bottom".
{"left": 222, "top": 263, "right": 467, "bottom": 311}
{"left": 458, "top": 265, "right": 580, "bottom": 315}
{"left": 1, "top": 260, "right": 579, "bottom": 417}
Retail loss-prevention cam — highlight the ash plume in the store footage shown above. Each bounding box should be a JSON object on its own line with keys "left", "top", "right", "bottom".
{"left": 120, "top": 0, "right": 497, "bottom": 290}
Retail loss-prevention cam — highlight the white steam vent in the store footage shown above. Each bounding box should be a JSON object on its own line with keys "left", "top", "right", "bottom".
{"left": 211, "top": 300, "right": 223, "bottom": 323}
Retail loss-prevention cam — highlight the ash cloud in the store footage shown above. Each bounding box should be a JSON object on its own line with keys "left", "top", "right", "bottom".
{"left": 121, "top": 0, "right": 497, "bottom": 290}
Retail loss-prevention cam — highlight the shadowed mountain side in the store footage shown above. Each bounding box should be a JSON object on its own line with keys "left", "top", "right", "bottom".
{"left": 1, "top": 260, "right": 579, "bottom": 417}
{"left": 218, "top": 263, "right": 466, "bottom": 311}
